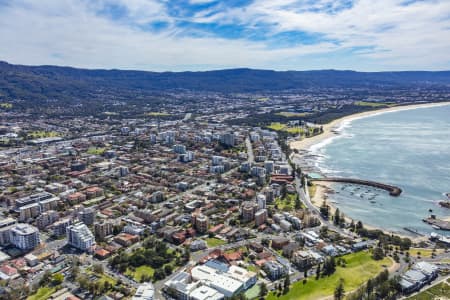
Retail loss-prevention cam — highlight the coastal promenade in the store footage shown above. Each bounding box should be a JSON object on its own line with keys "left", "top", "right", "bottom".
{"left": 310, "top": 177, "right": 402, "bottom": 196}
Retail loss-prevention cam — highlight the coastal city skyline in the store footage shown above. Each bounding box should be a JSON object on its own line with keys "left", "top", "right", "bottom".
{"left": 1, "top": 0, "right": 450, "bottom": 71}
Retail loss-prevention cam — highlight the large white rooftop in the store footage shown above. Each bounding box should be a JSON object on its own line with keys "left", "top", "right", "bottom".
{"left": 132, "top": 282, "right": 154, "bottom": 300}
{"left": 189, "top": 285, "right": 224, "bottom": 300}
{"left": 191, "top": 265, "right": 243, "bottom": 297}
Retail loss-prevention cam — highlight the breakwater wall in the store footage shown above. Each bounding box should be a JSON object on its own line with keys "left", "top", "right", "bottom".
{"left": 310, "top": 177, "right": 402, "bottom": 196}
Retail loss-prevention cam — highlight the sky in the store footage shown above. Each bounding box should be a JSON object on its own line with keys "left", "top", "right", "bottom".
{"left": 0, "top": 0, "right": 449, "bottom": 71}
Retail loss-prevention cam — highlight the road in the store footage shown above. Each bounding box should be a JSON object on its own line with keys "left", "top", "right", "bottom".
{"left": 295, "top": 176, "right": 333, "bottom": 230}
{"left": 245, "top": 136, "right": 254, "bottom": 163}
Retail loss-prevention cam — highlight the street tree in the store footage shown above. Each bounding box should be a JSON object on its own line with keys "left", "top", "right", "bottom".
{"left": 334, "top": 278, "right": 345, "bottom": 300}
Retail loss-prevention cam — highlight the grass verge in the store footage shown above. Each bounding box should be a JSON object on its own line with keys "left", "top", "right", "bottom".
{"left": 267, "top": 251, "right": 392, "bottom": 300}
{"left": 206, "top": 237, "right": 227, "bottom": 248}
{"left": 27, "top": 287, "right": 57, "bottom": 300}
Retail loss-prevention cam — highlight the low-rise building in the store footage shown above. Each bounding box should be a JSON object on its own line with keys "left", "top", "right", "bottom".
{"left": 399, "top": 262, "right": 439, "bottom": 294}
{"left": 132, "top": 282, "right": 154, "bottom": 300}
{"left": 190, "top": 285, "right": 224, "bottom": 300}
{"left": 263, "top": 261, "right": 286, "bottom": 281}
{"left": 191, "top": 265, "right": 243, "bottom": 298}
{"left": 114, "top": 233, "right": 139, "bottom": 247}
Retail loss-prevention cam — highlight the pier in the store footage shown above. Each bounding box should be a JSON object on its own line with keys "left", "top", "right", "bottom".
{"left": 310, "top": 177, "right": 402, "bottom": 196}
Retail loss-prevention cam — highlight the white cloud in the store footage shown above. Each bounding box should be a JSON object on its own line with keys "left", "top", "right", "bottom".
{"left": 208, "top": 0, "right": 450, "bottom": 68}
{"left": 0, "top": 0, "right": 341, "bottom": 70}
{"left": 0, "top": 0, "right": 449, "bottom": 70}
{"left": 188, "top": 0, "right": 217, "bottom": 4}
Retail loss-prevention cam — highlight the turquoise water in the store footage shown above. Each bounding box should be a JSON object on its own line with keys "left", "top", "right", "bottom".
{"left": 313, "top": 104, "right": 450, "bottom": 235}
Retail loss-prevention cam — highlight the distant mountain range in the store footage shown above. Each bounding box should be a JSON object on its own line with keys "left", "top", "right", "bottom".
{"left": 1, "top": 61, "right": 450, "bottom": 101}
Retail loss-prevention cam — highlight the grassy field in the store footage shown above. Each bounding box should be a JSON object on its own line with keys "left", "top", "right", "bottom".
{"left": 274, "top": 194, "right": 297, "bottom": 211}
{"left": 267, "top": 122, "right": 286, "bottom": 131}
{"left": 27, "top": 287, "right": 57, "bottom": 300}
{"left": 354, "top": 101, "right": 392, "bottom": 107}
{"left": 28, "top": 131, "right": 60, "bottom": 139}
{"left": 406, "top": 280, "right": 450, "bottom": 300}
{"left": 247, "top": 264, "right": 259, "bottom": 273}
{"left": 0, "top": 102, "right": 13, "bottom": 109}
{"left": 267, "top": 251, "right": 392, "bottom": 300}
{"left": 267, "top": 122, "right": 303, "bottom": 134}
{"left": 276, "top": 112, "right": 311, "bottom": 118}
{"left": 126, "top": 265, "right": 155, "bottom": 282}
{"left": 98, "top": 273, "right": 116, "bottom": 285}
{"left": 146, "top": 112, "right": 171, "bottom": 117}
{"left": 266, "top": 122, "right": 320, "bottom": 136}
{"left": 86, "top": 268, "right": 117, "bottom": 285}
{"left": 245, "top": 283, "right": 262, "bottom": 299}
{"left": 206, "top": 237, "right": 227, "bottom": 247}
{"left": 407, "top": 248, "right": 444, "bottom": 258}
{"left": 87, "top": 147, "right": 106, "bottom": 155}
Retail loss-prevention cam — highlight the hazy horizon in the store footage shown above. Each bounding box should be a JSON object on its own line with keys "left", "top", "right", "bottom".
{"left": 3, "top": 60, "right": 450, "bottom": 73}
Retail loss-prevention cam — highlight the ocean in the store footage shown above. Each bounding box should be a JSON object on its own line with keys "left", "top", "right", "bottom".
{"left": 313, "top": 104, "right": 450, "bottom": 235}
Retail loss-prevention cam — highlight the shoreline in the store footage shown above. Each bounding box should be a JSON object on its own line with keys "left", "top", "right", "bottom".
{"left": 289, "top": 101, "right": 450, "bottom": 152}
{"left": 292, "top": 101, "right": 450, "bottom": 241}
{"left": 311, "top": 182, "right": 425, "bottom": 240}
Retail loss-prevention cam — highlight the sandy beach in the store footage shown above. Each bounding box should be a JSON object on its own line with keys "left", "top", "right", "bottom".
{"left": 310, "top": 182, "right": 377, "bottom": 230}
{"left": 290, "top": 101, "right": 450, "bottom": 152}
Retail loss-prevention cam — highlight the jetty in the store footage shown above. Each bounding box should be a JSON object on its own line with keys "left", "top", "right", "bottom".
{"left": 310, "top": 177, "right": 402, "bottom": 196}
{"left": 403, "top": 227, "right": 425, "bottom": 236}
{"left": 423, "top": 216, "right": 450, "bottom": 231}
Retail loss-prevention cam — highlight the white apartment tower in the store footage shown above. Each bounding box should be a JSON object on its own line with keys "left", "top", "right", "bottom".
{"left": 67, "top": 222, "right": 95, "bottom": 251}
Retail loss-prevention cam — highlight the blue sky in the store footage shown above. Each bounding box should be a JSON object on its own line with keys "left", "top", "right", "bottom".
{"left": 0, "top": 0, "right": 449, "bottom": 71}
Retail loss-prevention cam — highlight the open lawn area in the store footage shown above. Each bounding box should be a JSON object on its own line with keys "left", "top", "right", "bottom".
{"left": 27, "top": 287, "right": 57, "bottom": 300}
{"left": 86, "top": 269, "right": 117, "bottom": 285}
{"left": 354, "top": 101, "right": 392, "bottom": 107}
{"left": 267, "top": 122, "right": 286, "bottom": 131}
{"left": 276, "top": 112, "right": 311, "bottom": 118}
{"left": 28, "top": 131, "right": 60, "bottom": 139}
{"left": 407, "top": 248, "right": 444, "bottom": 258}
{"left": 206, "top": 237, "right": 226, "bottom": 248}
{"left": 126, "top": 265, "right": 155, "bottom": 282}
{"left": 274, "top": 194, "right": 297, "bottom": 212}
{"left": 245, "top": 283, "right": 261, "bottom": 299}
{"left": 87, "top": 147, "right": 106, "bottom": 155}
{"left": 267, "top": 123, "right": 303, "bottom": 135}
{"left": 0, "top": 102, "right": 13, "bottom": 108}
{"left": 146, "top": 112, "right": 171, "bottom": 117}
{"left": 406, "top": 279, "right": 450, "bottom": 300}
{"left": 267, "top": 251, "right": 392, "bottom": 300}
{"left": 247, "top": 264, "right": 259, "bottom": 273}
{"left": 97, "top": 273, "right": 116, "bottom": 285}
